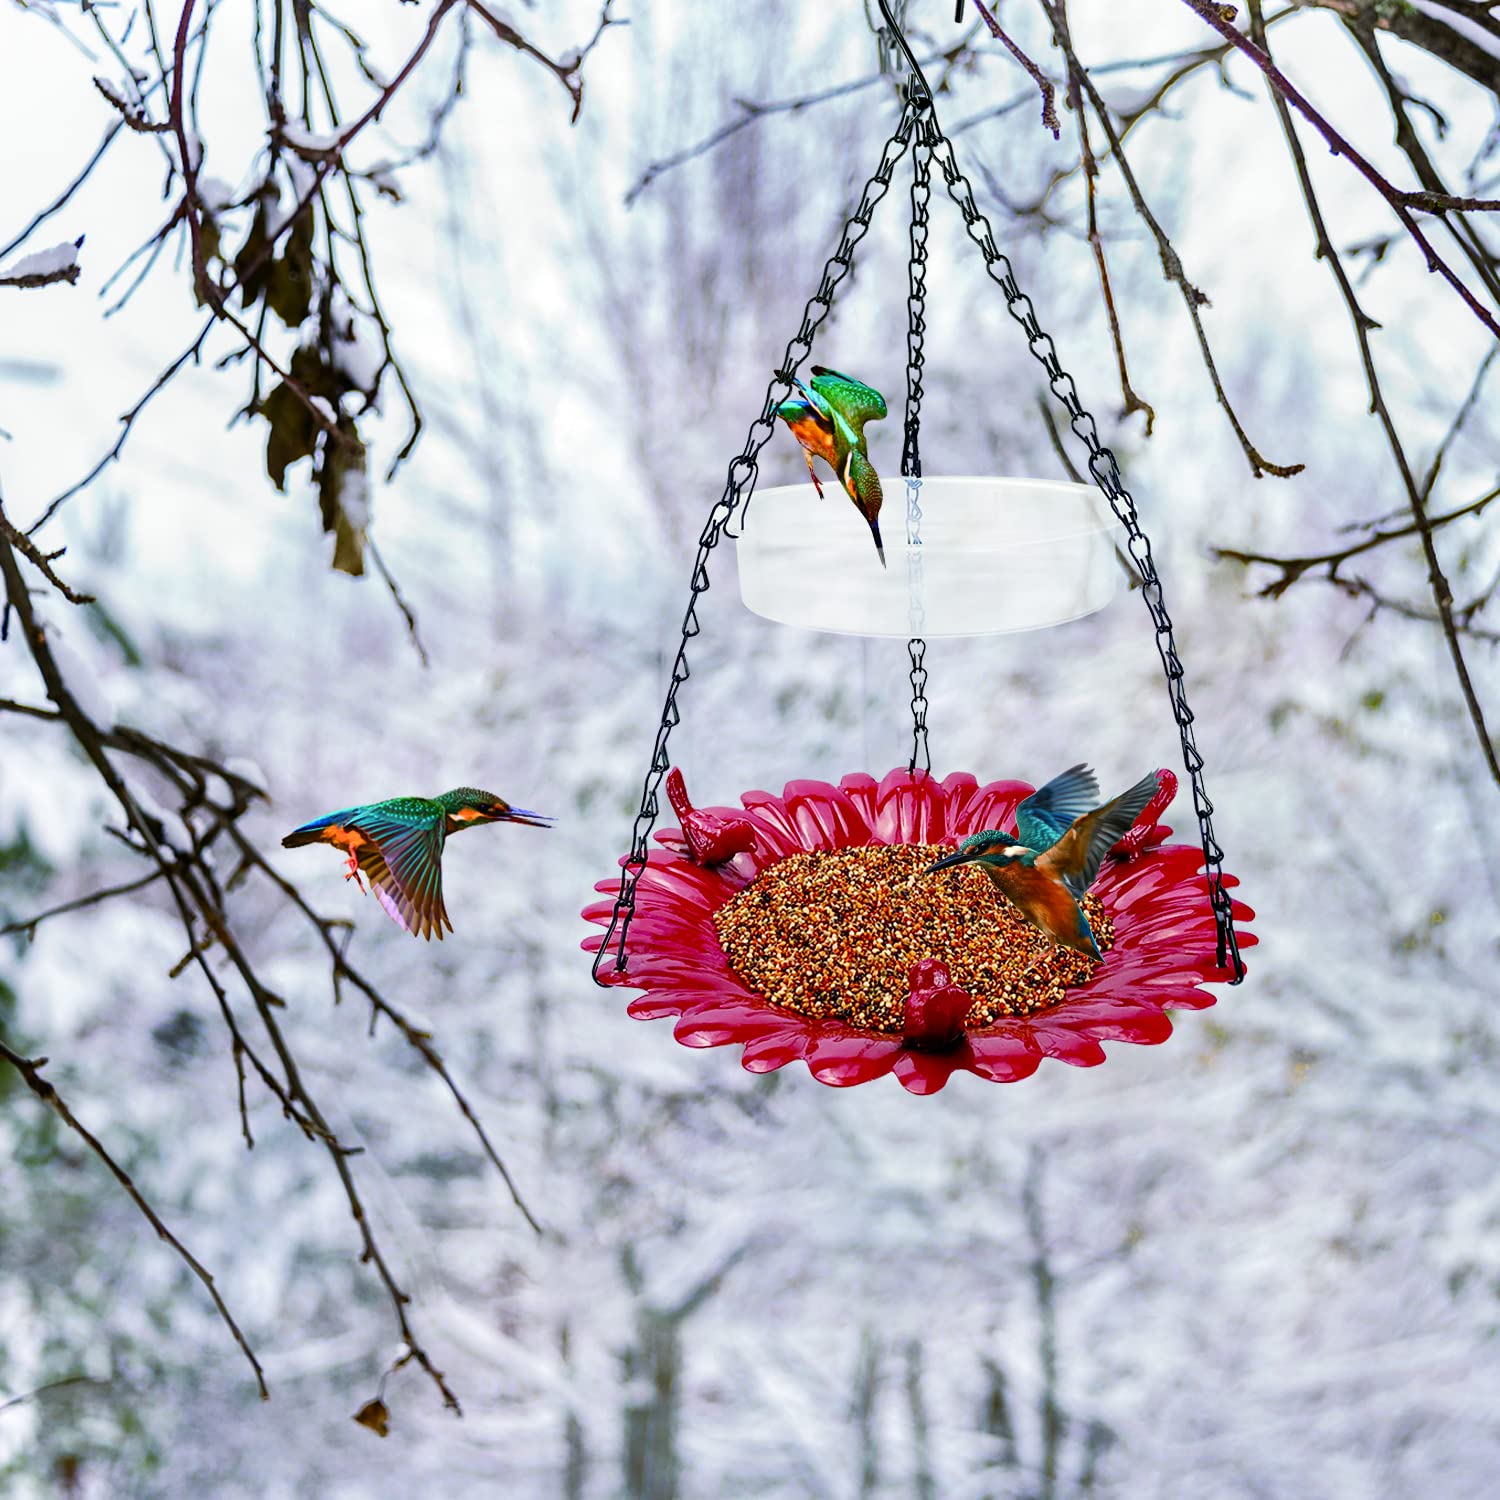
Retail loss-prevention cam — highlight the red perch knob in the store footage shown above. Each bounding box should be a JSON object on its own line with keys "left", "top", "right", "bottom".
{"left": 903, "top": 959, "right": 973, "bottom": 1050}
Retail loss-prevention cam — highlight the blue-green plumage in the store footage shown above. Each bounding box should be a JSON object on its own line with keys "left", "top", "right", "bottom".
{"left": 283, "top": 786, "right": 551, "bottom": 940}
{"left": 926, "top": 768, "right": 1158, "bottom": 959}
{"left": 774, "top": 365, "right": 888, "bottom": 565}
{"left": 1013, "top": 763, "right": 1099, "bottom": 851}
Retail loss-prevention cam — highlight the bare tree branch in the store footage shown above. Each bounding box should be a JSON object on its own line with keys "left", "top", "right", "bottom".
{"left": 1234, "top": 0, "right": 1500, "bottom": 785}
{"left": 1177, "top": 0, "right": 1500, "bottom": 339}
{"left": 1052, "top": 0, "right": 1154, "bottom": 431}
{"left": 0, "top": 1032, "right": 268, "bottom": 1399}
{"left": 1037, "top": 0, "right": 1305, "bottom": 477}
{"left": 0, "top": 519, "right": 544, "bottom": 1406}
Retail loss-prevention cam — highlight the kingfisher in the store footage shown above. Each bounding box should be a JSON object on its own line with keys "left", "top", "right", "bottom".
{"left": 774, "top": 365, "right": 888, "bottom": 566}
{"left": 926, "top": 767, "right": 1159, "bottom": 959}
{"left": 282, "top": 787, "right": 551, "bottom": 940}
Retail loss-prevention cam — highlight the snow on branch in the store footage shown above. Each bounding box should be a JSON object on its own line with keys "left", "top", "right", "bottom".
{"left": 0, "top": 237, "right": 82, "bottom": 289}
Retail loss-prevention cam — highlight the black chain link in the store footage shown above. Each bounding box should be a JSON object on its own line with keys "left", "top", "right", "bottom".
{"left": 592, "top": 104, "right": 920, "bottom": 981}
{"left": 904, "top": 106, "right": 933, "bottom": 776}
{"left": 921, "top": 126, "right": 1245, "bottom": 982}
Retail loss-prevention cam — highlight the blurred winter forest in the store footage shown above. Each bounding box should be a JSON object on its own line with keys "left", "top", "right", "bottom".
{"left": 2, "top": 0, "right": 1499, "bottom": 1494}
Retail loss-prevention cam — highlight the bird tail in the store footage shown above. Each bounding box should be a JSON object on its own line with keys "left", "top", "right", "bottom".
{"left": 1076, "top": 909, "right": 1103, "bottom": 961}
{"left": 281, "top": 813, "right": 345, "bottom": 849}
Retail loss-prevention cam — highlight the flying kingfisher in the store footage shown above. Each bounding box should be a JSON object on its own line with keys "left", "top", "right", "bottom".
{"left": 774, "top": 365, "right": 888, "bottom": 566}
{"left": 282, "top": 787, "right": 551, "bottom": 940}
{"left": 926, "top": 766, "right": 1159, "bottom": 959}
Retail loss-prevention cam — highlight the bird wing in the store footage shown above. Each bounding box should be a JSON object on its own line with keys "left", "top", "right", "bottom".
{"left": 809, "top": 367, "right": 887, "bottom": 442}
{"left": 348, "top": 807, "right": 451, "bottom": 941}
{"left": 1015, "top": 764, "right": 1100, "bottom": 851}
{"left": 1037, "top": 771, "right": 1159, "bottom": 900}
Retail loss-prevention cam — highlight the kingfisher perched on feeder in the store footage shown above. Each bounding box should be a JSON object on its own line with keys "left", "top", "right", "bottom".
{"left": 282, "top": 787, "right": 551, "bottom": 940}
{"left": 774, "top": 365, "right": 888, "bottom": 566}
{"left": 926, "top": 768, "right": 1159, "bottom": 959}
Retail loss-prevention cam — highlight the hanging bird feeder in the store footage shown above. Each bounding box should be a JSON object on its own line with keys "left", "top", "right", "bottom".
{"left": 584, "top": 2, "right": 1252, "bottom": 1091}
{"left": 583, "top": 768, "right": 1252, "bottom": 1093}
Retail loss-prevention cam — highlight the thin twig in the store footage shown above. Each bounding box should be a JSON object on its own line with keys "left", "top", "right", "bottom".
{"left": 0, "top": 492, "right": 94, "bottom": 602}
{"left": 0, "top": 124, "right": 122, "bottom": 263}
{"left": 1037, "top": 0, "right": 1304, "bottom": 477}
{"left": 2, "top": 870, "right": 166, "bottom": 937}
{"left": 467, "top": 0, "right": 621, "bottom": 125}
{"left": 1240, "top": 0, "right": 1499, "bottom": 785}
{"left": 0, "top": 531, "right": 476, "bottom": 1408}
{"left": 0, "top": 1032, "right": 268, "bottom": 1398}
{"left": 366, "top": 538, "right": 429, "bottom": 666}
{"left": 972, "top": 0, "right": 1059, "bottom": 137}
{"left": 1053, "top": 0, "right": 1154, "bottom": 431}
{"left": 1177, "top": 0, "right": 1500, "bottom": 340}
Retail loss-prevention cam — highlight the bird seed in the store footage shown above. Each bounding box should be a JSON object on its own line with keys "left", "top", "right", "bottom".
{"left": 713, "top": 844, "right": 1113, "bottom": 1034}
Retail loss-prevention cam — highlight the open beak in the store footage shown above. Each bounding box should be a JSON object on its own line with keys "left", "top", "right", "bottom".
{"left": 500, "top": 807, "right": 553, "bottom": 829}
{"left": 925, "top": 847, "right": 972, "bottom": 874}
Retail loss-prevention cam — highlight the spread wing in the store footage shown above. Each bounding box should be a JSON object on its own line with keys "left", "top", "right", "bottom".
{"left": 1037, "top": 771, "right": 1158, "bottom": 900}
{"left": 809, "top": 367, "right": 887, "bottom": 442}
{"left": 1015, "top": 764, "right": 1100, "bottom": 851}
{"left": 349, "top": 808, "right": 451, "bottom": 940}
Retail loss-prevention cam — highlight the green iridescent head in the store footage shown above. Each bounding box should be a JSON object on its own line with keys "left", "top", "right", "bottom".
{"left": 925, "top": 829, "right": 1029, "bottom": 874}
{"left": 437, "top": 787, "right": 552, "bottom": 830}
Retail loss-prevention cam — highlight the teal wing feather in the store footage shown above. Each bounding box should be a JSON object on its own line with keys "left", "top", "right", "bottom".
{"left": 348, "top": 801, "right": 451, "bottom": 940}
{"left": 809, "top": 367, "right": 886, "bottom": 441}
{"left": 1015, "top": 764, "right": 1100, "bottom": 851}
{"left": 776, "top": 377, "right": 834, "bottom": 425}
{"left": 1038, "top": 771, "right": 1159, "bottom": 899}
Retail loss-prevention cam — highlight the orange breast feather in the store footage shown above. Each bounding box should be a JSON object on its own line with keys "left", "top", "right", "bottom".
{"left": 320, "top": 824, "right": 370, "bottom": 856}
{"left": 786, "top": 414, "right": 836, "bottom": 465}
{"left": 989, "top": 864, "right": 1090, "bottom": 952}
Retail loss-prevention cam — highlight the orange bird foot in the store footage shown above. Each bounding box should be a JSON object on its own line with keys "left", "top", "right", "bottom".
{"left": 343, "top": 852, "right": 366, "bottom": 893}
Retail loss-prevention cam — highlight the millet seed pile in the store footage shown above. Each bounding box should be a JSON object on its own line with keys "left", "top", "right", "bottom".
{"left": 713, "top": 844, "right": 1113, "bottom": 1034}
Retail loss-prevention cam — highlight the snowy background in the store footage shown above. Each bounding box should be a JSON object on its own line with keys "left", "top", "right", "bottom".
{"left": 3, "top": 1, "right": 1499, "bottom": 1496}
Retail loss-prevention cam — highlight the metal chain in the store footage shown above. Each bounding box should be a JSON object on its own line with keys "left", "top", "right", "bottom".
{"left": 904, "top": 107, "right": 933, "bottom": 776}
{"left": 922, "top": 125, "right": 1244, "bottom": 982}
{"left": 592, "top": 104, "right": 920, "bottom": 981}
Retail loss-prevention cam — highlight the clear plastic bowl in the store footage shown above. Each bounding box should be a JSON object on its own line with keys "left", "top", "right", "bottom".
{"left": 736, "top": 476, "right": 1127, "bottom": 638}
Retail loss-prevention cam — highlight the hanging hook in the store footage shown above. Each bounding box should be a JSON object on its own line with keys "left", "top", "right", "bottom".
{"left": 874, "top": 0, "right": 935, "bottom": 104}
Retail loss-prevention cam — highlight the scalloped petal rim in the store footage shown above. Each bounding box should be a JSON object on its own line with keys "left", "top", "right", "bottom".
{"left": 582, "top": 769, "right": 1254, "bottom": 1094}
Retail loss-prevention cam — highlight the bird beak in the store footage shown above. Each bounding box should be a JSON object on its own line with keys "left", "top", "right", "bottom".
{"left": 868, "top": 516, "right": 887, "bottom": 570}
{"left": 925, "top": 847, "right": 973, "bottom": 874}
{"left": 499, "top": 807, "right": 553, "bottom": 829}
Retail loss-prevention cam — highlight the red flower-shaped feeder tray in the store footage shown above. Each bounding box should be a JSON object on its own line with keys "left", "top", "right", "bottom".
{"left": 582, "top": 768, "right": 1256, "bottom": 1094}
